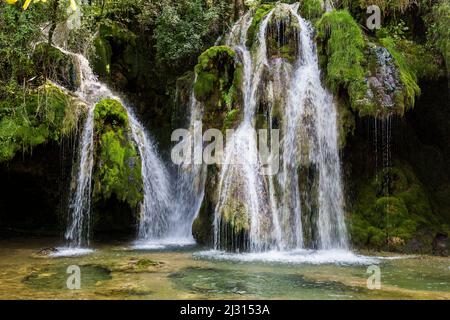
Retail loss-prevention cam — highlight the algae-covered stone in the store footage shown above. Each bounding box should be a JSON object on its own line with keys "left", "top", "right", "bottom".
{"left": 0, "top": 81, "right": 86, "bottom": 162}
{"left": 266, "top": 4, "right": 300, "bottom": 63}
{"left": 299, "top": 0, "right": 324, "bottom": 20}
{"left": 349, "top": 163, "right": 442, "bottom": 252}
{"left": 92, "top": 99, "right": 143, "bottom": 209}
{"left": 317, "top": 10, "right": 420, "bottom": 119}
{"left": 193, "top": 46, "right": 243, "bottom": 131}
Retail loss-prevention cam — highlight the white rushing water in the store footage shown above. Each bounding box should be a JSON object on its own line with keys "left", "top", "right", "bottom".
{"left": 63, "top": 50, "right": 110, "bottom": 248}
{"left": 213, "top": 10, "right": 275, "bottom": 252}
{"left": 56, "top": 47, "right": 173, "bottom": 250}
{"left": 195, "top": 249, "right": 377, "bottom": 265}
{"left": 135, "top": 89, "right": 208, "bottom": 249}
{"left": 212, "top": 3, "right": 349, "bottom": 254}
{"left": 170, "top": 90, "right": 207, "bottom": 239}
{"left": 285, "top": 7, "right": 348, "bottom": 249}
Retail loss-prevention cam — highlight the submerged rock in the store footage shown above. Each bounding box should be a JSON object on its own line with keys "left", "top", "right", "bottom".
{"left": 33, "top": 247, "right": 59, "bottom": 258}
{"left": 111, "top": 258, "right": 164, "bottom": 273}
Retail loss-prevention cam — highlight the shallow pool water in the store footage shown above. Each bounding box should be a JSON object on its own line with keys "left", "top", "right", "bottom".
{"left": 0, "top": 238, "right": 448, "bottom": 299}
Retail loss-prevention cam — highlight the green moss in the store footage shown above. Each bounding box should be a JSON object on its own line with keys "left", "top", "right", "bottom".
{"left": 278, "top": 45, "right": 296, "bottom": 63}
{"left": 99, "top": 21, "right": 137, "bottom": 46}
{"left": 425, "top": 0, "right": 450, "bottom": 73}
{"left": 316, "top": 10, "right": 421, "bottom": 118}
{"left": 337, "top": 99, "right": 355, "bottom": 148}
{"left": 194, "top": 46, "right": 236, "bottom": 75}
{"left": 218, "top": 196, "right": 251, "bottom": 251}
{"left": 350, "top": 163, "right": 440, "bottom": 251}
{"left": 94, "top": 98, "right": 128, "bottom": 126}
{"left": 300, "top": 0, "right": 324, "bottom": 20}
{"left": 316, "top": 10, "right": 368, "bottom": 114}
{"left": 223, "top": 109, "right": 241, "bottom": 131}
{"left": 222, "top": 200, "right": 249, "bottom": 235}
{"left": 379, "top": 37, "right": 421, "bottom": 112}
{"left": 194, "top": 72, "right": 216, "bottom": 101}
{"left": 246, "top": 4, "right": 275, "bottom": 48}
{"left": 92, "top": 36, "right": 112, "bottom": 78}
{"left": 0, "top": 82, "right": 85, "bottom": 162}
{"left": 93, "top": 99, "right": 143, "bottom": 208}
{"left": 193, "top": 46, "right": 242, "bottom": 130}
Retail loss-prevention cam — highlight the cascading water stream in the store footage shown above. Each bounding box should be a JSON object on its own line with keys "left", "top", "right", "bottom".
{"left": 212, "top": 3, "right": 348, "bottom": 253}
{"left": 214, "top": 10, "right": 275, "bottom": 252}
{"left": 55, "top": 47, "right": 172, "bottom": 250}
{"left": 286, "top": 8, "right": 348, "bottom": 249}
{"left": 63, "top": 50, "right": 113, "bottom": 248}
{"left": 167, "top": 90, "right": 207, "bottom": 241}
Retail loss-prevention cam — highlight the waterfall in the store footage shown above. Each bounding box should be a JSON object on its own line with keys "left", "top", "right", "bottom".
{"left": 214, "top": 10, "right": 275, "bottom": 251}
{"left": 213, "top": 3, "right": 348, "bottom": 252}
{"left": 169, "top": 91, "right": 207, "bottom": 240}
{"left": 286, "top": 9, "right": 348, "bottom": 249}
{"left": 63, "top": 51, "right": 113, "bottom": 247}
{"left": 56, "top": 48, "right": 172, "bottom": 248}
{"left": 129, "top": 107, "right": 172, "bottom": 241}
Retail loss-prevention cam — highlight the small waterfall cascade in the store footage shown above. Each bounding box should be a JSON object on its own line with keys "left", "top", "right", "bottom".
{"left": 63, "top": 50, "right": 111, "bottom": 247}
{"left": 169, "top": 90, "right": 207, "bottom": 240}
{"left": 213, "top": 3, "right": 348, "bottom": 252}
{"left": 285, "top": 9, "right": 348, "bottom": 249}
{"left": 130, "top": 108, "right": 172, "bottom": 241}
{"left": 57, "top": 47, "right": 172, "bottom": 248}
{"left": 213, "top": 10, "right": 276, "bottom": 252}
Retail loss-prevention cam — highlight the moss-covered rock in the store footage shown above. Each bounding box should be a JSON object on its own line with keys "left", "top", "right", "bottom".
{"left": 246, "top": 4, "right": 275, "bottom": 49}
{"left": 316, "top": 10, "right": 369, "bottom": 113}
{"left": 336, "top": 98, "right": 355, "bottom": 148}
{"left": 91, "top": 36, "right": 112, "bottom": 79}
{"left": 92, "top": 99, "right": 143, "bottom": 210}
{"left": 349, "top": 163, "right": 443, "bottom": 252}
{"left": 317, "top": 10, "right": 422, "bottom": 120}
{"left": 193, "top": 165, "right": 220, "bottom": 246}
{"left": 361, "top": 43, "right": 408, "bottom": 116}
{"left": 33, "top": 43, "right": 80, "bottom": 91}
{"left": 0, "top": 81, "right": 86, "bottom": 163}
{"left": 172, "top": 71, "right": 195, "bottom": 130}
{"left": 90, "top": 21, "right": 142, "bottom": 88}
{"left": 266, "top": 4, "right": 300, "bottom": 63}
{"left": 194, "top": 46, "right": 243, "bottom": 131}
{"left": 299, "top": 0, "right": 324, "bottom": 21}
{"left": 378, "top": 37, "right": 420, "bottom": 114}
{"left": 215, "top": 174, "right": 253, "bottom": 251}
